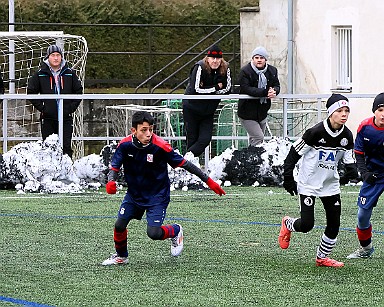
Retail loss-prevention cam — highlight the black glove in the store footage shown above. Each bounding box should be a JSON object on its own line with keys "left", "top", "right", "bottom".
{"left": 214, "top": 75, "right": 226, "bottom": 91}
{"left": 340, "top": 163, "right": 358, "bottom": 185}
{"left": 283, "top": 176, "right": 298, "bottom": 196}
{"left": 339, "top": 176, "right": 349, "bottom": 185}
{"left": 362, "top": 172, "right": 377, "bottom": 185}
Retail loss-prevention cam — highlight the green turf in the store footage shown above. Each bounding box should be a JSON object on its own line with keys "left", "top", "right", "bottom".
{"left": 1, "top": 186, "right": 383, "bottom": 306}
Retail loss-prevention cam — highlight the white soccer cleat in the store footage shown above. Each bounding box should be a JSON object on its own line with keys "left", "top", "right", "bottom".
{"left": 170, "top": 225, "right": 184, "bottom": 257}
{"left": 101, "top": 253, "right": 128, "bottom": 265}
{"left": 347, "top": 246, "right": 374, "bottom": 259}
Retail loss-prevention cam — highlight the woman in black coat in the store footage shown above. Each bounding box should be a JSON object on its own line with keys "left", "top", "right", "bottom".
{"left": 182, "top": 45, "right": 231, "bottom": 157}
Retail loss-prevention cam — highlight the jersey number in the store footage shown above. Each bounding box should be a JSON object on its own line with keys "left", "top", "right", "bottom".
{"left": 359, "top": 197, "right": 366, "bottom": 205}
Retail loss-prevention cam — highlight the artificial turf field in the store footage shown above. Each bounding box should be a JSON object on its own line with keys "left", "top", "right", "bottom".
{"left": 1, "top": 185, "right": 384, "bottom": 307}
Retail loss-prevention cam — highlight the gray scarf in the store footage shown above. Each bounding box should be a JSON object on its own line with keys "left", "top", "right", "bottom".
{"left": 251, "top": 62, "right": 268, "bottom": 104}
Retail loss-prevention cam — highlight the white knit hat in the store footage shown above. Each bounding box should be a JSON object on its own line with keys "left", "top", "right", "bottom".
{"left": 326, "top": 94, "right": 349, "bottom": 116}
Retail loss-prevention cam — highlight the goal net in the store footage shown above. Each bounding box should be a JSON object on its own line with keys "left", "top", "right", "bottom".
{"left": 106, "top": 104, "right": 184, "bottom": 151}
{"left": 0, "top": 31, "right": 88, "bottom": 158}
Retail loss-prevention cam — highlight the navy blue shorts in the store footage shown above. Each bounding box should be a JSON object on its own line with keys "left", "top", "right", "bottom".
{"left": 117, "top": 198, "right": 168, "bottom": 227}
{"left": 357, "top": 181, "right": 384, "bottom": 210}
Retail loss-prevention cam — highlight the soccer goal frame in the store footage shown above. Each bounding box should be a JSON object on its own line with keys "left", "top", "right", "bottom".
{"left": 0, "top": 31, "right": 88, "bottom": 158}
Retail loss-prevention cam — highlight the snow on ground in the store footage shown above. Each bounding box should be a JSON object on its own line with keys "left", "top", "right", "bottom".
{"left": 0, "top": 135, "right": 294, "bottom": 194}
{"left": 223, "top": 137, "right": 291, "bottom": 186}
{"left": 0, "top": 135, "right": 106, "bottom": 193}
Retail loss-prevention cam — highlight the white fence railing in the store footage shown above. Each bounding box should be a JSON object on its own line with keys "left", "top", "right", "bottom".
{"left": 0, "top": 93, "right": 377, "bottom": 163}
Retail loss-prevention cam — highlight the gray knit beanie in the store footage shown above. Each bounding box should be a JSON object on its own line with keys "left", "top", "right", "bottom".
{"left": 251, "top": 46, "right": 268, "bottom": 60}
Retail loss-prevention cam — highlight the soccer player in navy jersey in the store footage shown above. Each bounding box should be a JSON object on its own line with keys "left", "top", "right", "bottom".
{"left": 278, "top": 94, "right": 358, "bottom": 267}
{"left": 347, "top": 93, "right": 384, "bottom": 259}
{"left": 102, "top": 111, "right": 225, "bottom": 265}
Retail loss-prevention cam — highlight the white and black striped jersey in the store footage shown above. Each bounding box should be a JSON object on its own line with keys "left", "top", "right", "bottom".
{"left": 289, "top": 119, "right": 355, "bottom": 196}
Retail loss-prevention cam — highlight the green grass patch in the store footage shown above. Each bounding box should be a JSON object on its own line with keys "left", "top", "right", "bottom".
{"left": 1, "top": 186, "right": 383, "bottom": 306}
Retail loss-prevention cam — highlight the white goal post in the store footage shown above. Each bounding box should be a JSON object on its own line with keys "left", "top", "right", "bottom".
{"left": 106, "top": 103, "right": 183, "bottom": 141}
{"left": 0, "top": 31, "right": 88, "bottom": 158}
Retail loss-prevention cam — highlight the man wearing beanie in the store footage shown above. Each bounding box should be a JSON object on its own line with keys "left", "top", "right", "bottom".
{"left": 279, "top": 93, "right": 357, "bottom": 267}
{"left": 347, "top": 92, "right": 384, "bottom": 259}
{"left": 237, "top": 46, "right": 280, "bottom": 146}
{"left": 182, "top": 45, "right": 231, "bottom": 157}
{"left": 27, "top": 44, "right": 83, "bottom": 158}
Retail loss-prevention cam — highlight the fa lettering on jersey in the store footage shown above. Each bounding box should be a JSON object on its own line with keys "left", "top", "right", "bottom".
{"left": 318, "top": 150, "right": 337, "bottom": 170}
{"left": 317, "top": 137, "right": 350, "bottom": 170}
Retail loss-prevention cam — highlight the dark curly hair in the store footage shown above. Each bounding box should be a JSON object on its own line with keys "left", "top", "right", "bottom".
{"left": 131, "top": 111, "right": 154, "bottom": 128}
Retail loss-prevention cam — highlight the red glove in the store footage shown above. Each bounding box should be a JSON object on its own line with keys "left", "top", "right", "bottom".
{"left": 206, "top": 177, "right": 226, "bottom": 196}
{"left": 106, "top": 181, "right": 117, "bottom": 194}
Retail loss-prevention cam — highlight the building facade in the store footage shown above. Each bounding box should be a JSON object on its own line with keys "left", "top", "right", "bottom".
{"left": 239, "top": 0, "right": 384, "bottom": 132}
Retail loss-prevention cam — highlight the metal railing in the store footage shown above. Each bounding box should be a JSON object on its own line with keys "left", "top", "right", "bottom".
{"left": 0, "top": 93, "right": 376, "bottom": 167}
{"left": 134, "top": 25, "right": 240, "bottom": 94}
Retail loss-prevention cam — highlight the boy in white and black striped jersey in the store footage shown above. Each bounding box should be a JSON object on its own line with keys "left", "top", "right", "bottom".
{"left": 278, "top": 93, "right": 358, "bottom": 267}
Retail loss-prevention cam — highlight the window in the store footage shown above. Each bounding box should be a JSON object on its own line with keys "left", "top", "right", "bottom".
{"left": 332, "top": 26, "right": 352, "bottom": 91}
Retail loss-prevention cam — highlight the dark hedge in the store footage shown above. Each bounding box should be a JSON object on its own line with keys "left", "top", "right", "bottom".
{"left": 0, "top": 0, "right": 256, "bottom": 89}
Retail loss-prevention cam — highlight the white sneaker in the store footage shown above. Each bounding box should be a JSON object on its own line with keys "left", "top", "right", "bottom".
{"left": 170, "top": 225, "right": 184, "bottom": 257}
{"left": 101, "top": 253, "right": 128, "bottom": 265}
{"left": 346, "top": 246, "right": 374, "bottom": 259}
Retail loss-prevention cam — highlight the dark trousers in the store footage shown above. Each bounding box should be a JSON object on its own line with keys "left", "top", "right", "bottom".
{"left": 41, "top": 118, "right": 74, "bottom": 158}
{"left": 294, "top": 194, "right": 341, "bottom": 239}
{"left": 183, "top": 107, "right": 214, "bottom": 157}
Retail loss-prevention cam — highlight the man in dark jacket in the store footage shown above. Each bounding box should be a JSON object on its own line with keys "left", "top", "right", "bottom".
{"left": 27, "top": 45, "right": 83, "bottom": 158}
{"left": 237, "top": 46, "right": 280, "bottom": 146}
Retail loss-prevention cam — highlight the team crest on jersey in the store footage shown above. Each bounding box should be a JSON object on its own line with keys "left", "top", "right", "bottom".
{"left": 340, "top": 138, "right": 348, "bottom": 146}
{"left": 147, "top": 154, "right": 153, "bottom": 162}
{"left": 318, "top": 138, "right": 326, "bottom": 144}
{"left": 304, "top": 197, "right": 313, "bottom": 206}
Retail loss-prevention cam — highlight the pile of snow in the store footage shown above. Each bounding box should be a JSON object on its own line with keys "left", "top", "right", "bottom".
{"left": 169, "top": 151, "right": 208, "bottom": 191}
{"left": 0, "top": 135, "right": 295, "bottom": 194}
{"left": 0, "top": 135, "right": 106, "bottom": 193}
{"left": 222, "top": 138, "right": 292, "bottom": 186}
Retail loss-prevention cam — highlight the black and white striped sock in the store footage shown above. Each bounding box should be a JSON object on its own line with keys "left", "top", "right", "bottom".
{"left": 285, "top": 217, "right": 297, "bottom": 232}
{"left": 317, "top": 234, "right": 337, "bottom": 259}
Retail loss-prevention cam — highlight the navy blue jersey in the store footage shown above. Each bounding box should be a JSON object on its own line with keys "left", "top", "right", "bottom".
{"left": 355, "top": 116, "right": 384, "bottom": 181}
{"left": 110, "top": 134, "right": 185, "bottom": 207}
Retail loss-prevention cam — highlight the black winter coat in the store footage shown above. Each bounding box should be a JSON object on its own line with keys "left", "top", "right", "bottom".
{"left": 237, "top": 62, "right": 280, "bottom": 122}
{"left": 183, "top": 59, "right": 231, "bottom": 116}
{"left": 27, "top": 62, "right": 83, "bottom": 120}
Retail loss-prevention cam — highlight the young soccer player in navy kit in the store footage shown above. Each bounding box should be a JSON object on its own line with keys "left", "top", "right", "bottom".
{"left": 102, "top": 111, "right": 225, "bottom": 265}
{"left": 278, "top": 94, "right": 358, "bottom": 267}
{"left": 347, "top": 93, "right": 384, "bottom": 259}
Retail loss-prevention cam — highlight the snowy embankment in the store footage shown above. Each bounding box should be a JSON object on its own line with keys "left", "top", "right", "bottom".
{"left": 0, "top": 135, "right": 293, "bottom": 194}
